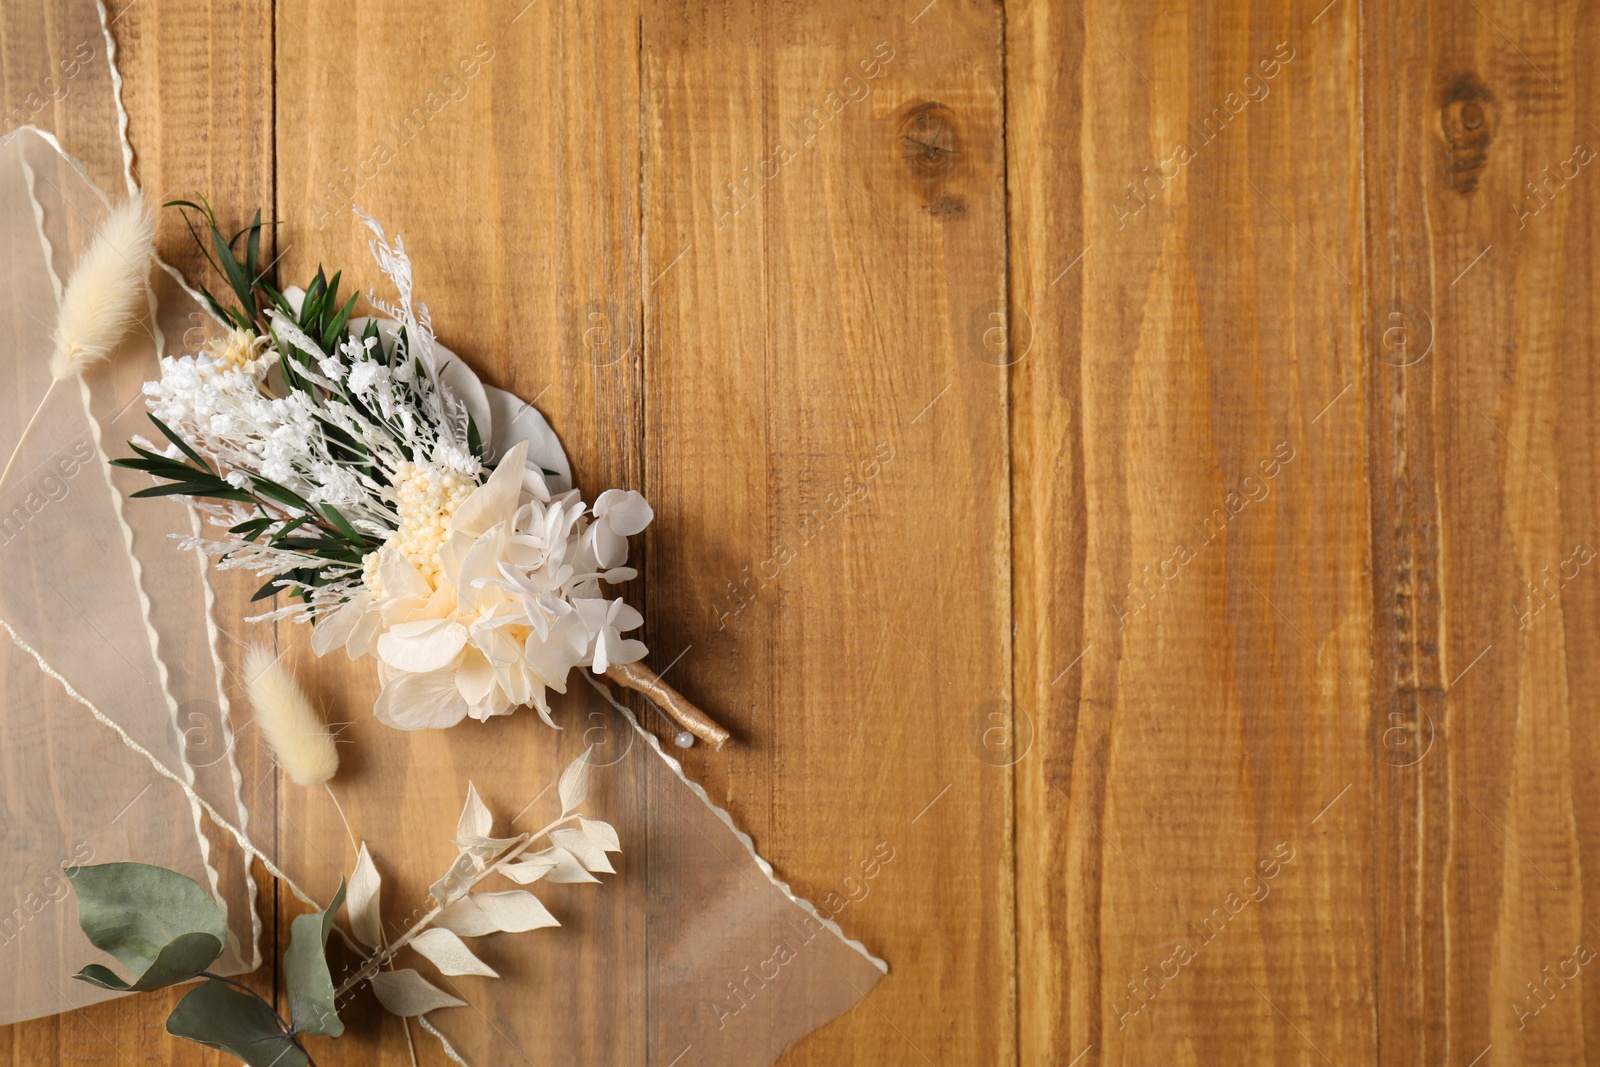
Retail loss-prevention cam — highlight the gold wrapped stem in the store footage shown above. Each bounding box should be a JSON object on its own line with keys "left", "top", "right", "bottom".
{"left": 604, "top": 661, "right": 729, "bottom": 749}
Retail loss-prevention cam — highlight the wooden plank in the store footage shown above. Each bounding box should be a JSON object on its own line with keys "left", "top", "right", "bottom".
{"left": 1009, "top": 3, "right": 1376, "bottom": 1065}
{"left": 271, "top": 1, "right": 644, "bottom": 1063}
{"left": 14, "top": 2, "right": 1600, "bottom": 1066}
{"left": 1363, "top": 2, "right": 1600, "bottom": 1064}
{"left": 641, "top": 2, "right": 1013, "bottom": 1063}
{"left": 0, "top": 0, "right": 123, "bottom": 192}
{"left": 0, "top": 1, "right": 274, "bottom": 1064}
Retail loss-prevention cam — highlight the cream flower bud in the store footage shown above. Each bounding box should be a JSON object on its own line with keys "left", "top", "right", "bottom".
{"left": 244, "top": 645, "right": 340, "bottom": 787}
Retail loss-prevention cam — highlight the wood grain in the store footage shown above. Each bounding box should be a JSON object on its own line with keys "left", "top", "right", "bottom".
{"left": 641, "top": 3, "right": 1012, "bottom": 1064}
{"left": 5, "top": 0, "right": 1600, "bottom": 1064}
{"left": 270, "top": 0, "right": 648, "bottom": 1063}
{"left": 1366, "top": 2, "right": 1600, "bottom": 1064}
{"left": 1010, "top": 2, "right": 1375, "bottom": 1064}
{"left": 0, "top": 0, "right": 274, "bottom": 1063}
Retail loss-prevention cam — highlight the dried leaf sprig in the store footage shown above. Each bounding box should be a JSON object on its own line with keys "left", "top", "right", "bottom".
{"left": 65, "top": 748, "right": 617, "bottom": 1067}
{"left": 337, "top": 748, "right": 619, "bottom": 1012}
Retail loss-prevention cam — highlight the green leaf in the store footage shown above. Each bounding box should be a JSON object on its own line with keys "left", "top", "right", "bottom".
{"left": 72, "top": 963, "right": 135, "bottom": 991}
{"left": 251, "top": 476, "right": 316, "bottom": 515}
{"left": 251, "top": 578, "right": 286, "bottom": 602}
{"left": 211, "top": 224, "right": 255, "bottom": 312}
{"left": 323, "top": 292, "right": 360, "bottom": 350}
{"left": 283, "top": 879, "right": 347, "bottom": 1037}
{"left": 269, "top": 513, "right": 314, "bottom": 541}
{"left": 319, "top": 504, "right": 364, "bottom": 547}
{"left": 73, "top": 932, "right": 224, "bottom": 992}
{"left": 167, "top": 979, "right": 307, "bottom": 1067}
{"left": 67, "top": 864, "right": 227, "bottom": 989}
{"left": 146, "top": 415, "right": 214, "bottom": 473}
{"left": 229, "top": 517, "right": 273, "bottom": 540}
{"left": 110, "top": 456, "right": 191, "bottom": 475}
{"left": 130, "top": 483, "right": 253, "bottom": 503}
{"left": 243, "top": 209, "right": 262, "bottom": 282}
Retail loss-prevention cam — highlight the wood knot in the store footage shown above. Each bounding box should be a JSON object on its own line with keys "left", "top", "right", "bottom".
{"left": 898, "top": 101, "right": 961, "bottom": 182}
{"left": 1440, "top": 74, "right": 1498, "bottom": 194}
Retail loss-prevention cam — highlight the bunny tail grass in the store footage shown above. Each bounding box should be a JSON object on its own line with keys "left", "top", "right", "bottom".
{"left": 50, "top": 198, "right": 156, "bottom": 381}
{"left": 244, "top": 644, "right": 340, "bottom": 787}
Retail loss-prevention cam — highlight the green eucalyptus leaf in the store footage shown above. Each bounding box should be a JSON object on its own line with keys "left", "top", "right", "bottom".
{"left": 67, "top": 864, "right": 227, "bottom": 988}
{"left": 122, "top": 932, "right": 225, "bottom": 991}
{"left": 167, "top": 979, "right": 307, "bottom": 1067}
{"left": 72, "top": 963, "right": 132, "bottom": 991}
{"left": 283, "top": 879, "right": 347, "bottom": 1037}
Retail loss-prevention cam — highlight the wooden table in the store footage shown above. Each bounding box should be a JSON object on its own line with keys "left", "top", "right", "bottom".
{"left": 4, "top": 1, "right": 1599, "bottom": 1064}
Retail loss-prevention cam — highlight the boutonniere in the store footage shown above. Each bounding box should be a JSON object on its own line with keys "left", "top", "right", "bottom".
{"left": 109, "top": 201, "right": 725, "bottom": 746}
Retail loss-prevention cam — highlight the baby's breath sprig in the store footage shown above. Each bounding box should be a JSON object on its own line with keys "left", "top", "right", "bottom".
{"left": 110, "top": 202, "right": 484, "bottom": 606}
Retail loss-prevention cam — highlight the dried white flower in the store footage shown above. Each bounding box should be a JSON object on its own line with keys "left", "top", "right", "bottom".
{"left": 314, "top": 441, "right": 649, "bottom": 730}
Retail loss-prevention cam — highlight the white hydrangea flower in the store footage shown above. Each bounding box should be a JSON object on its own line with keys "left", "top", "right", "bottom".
{"left": 312, "top": 442, "right": 649, "bottom": 730}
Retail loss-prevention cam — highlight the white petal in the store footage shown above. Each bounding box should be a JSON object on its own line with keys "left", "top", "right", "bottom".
{"left": 451, "top": 440, "right": 528, "bottom": 537}
{"left": 521, "top": 466, "right": 551, "bottom": 504}
{"left": 594, "top": 489, "right": 653, "bottom": 535}
{"left": 311, "top": 592, "right": 369, "bottom": 657}
{"left": 378, "top": 547, "right": 432, "bottom": 600}
{"left": 455, "top": 524, "right": 509, "bottom": 605}
{"left": 378, "top": 618, "right": 468, "bottom": 673}
{"left": 409, "top": 927, "right": 498, "bottom": 978}
{"left": 346, "top": 604, "right": 384, "bottom": 660}
{"left": 435, "top": 890, "right": 558, "bottom": 937}
{"left": 590, "top": 525, "right": 627, "bottom": 569}
{"left": 455, "top": 646, "right": 496, "bottom": 706}
{"left": 591, "top": 629, "right": 613, "bottom": 674}
{"left": 496, "top": 658, "right": 534, "bottom": 706}
{"left": 608, "top": 638, "right": 648, "bottom": 666}
{"left": 572, "top": 598, "right": 610, "bottom": 634}
{"left": 374, "top": 669, "right": 470, "bottom": 730}
{"left": 607, "top": 601, "right": 643, "bottom": 632}
{"left": 347, "top": 842, "right": 383, "bottom": 949}
{"left": 466, "top": 686, "right": 516, "bottom": 722}
{"left": 369, "top": 969, "right": 466, "bottom": 1016}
